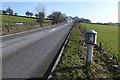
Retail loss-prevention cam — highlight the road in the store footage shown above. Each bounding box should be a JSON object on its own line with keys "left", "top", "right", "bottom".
{"left": 2, "top": 22, "right": 73, "bottom": 78}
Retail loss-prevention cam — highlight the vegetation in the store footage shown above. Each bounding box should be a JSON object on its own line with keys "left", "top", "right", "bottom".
{"left": 2, "top": 14, "right": 36, "bottom": 25}
{"left": 1, "top": 14, "right": 52, "bottom": 35}
{"left": 6, "top": 7, "right": 14, "bottom": 15}
{"left": 47, "top": 11, "right": 67, "bottom": 24}
{"left": 73, "top": 16, "right": 91, "bottom": 23}
{"left": 2, "top": 7, "right": 15, "bottom": 16}
{"left": 51, "top": 23, "right": 118, "bottom": 79}
{"left": 81, "top": 23, "right": 118, "bottom": 61}
{"left": 25, "top": 11, "right": 33, "bottom": 17}
{"left": 36, "top": 5, "right": 46, "bottom": 27}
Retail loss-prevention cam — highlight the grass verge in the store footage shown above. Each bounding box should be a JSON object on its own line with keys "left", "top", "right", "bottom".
{"left": 50, "top": 23, "right": 119, "bottom": 79}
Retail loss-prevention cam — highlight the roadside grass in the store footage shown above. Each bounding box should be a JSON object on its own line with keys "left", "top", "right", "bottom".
{"left": 80, "top": 23, "right": 119, "bottom": 61}
{"left": 51, "top": 23, "right": 114, "bottom": 79}
{"left": 1, "top": 14, "right": 53, "bottom": 35}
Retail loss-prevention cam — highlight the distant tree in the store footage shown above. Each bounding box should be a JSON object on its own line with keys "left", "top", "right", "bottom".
{"left": 2, "top": 10, "right": 7, "bottom": 14}
{"left": 29, "top": 12, "right": 33, "bottom": 17}
{"left": 47, "top": 11, "right": 67, "bottom": 24}
{"left": 0, "top": 10, "right": 2, "bottom": 14}
{"left": 6, "top": 7, "right": 14, "bottom": 15}
{"left": 73, "top": 16, "right": 80, "bottom": 23}
{"left": 35, "top": 14, "right": 38, "bottom": 18}
{"left": 25, "top": 11, "right": 30, "bottom": 17}
{"left": 36, "top": 4, "right": 45, "bottom": 27}
{"left": 14, "top": 13, "right": 18, "bottom": 16}
{"left": 79, "top": 18, "right": 91, "bottom": 23}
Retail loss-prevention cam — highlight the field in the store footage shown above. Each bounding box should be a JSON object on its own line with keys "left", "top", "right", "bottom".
{"left": 1, "top": 14, "right": 52, "bottom": 25}
{"left": 1, "top": 14, "right": 36, "bottom": 25}
{"left": 81, "top": 23, "right": 118, "bottom": 60}
{"left": 1, "top": 14, "right": 52, "bottom": 35}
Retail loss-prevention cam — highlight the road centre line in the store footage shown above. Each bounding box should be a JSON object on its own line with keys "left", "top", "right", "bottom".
{"left": 0, "top": 45, "right": 6, "bottom": 48}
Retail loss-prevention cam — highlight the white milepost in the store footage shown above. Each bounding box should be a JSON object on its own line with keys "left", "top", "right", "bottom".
{"left": 85, "top": 30, "right": 97, "bottom": 65}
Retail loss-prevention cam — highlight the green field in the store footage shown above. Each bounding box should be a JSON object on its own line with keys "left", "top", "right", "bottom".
{"left": 1, "top": 14, "right": 36, "bottom": 25}
{"left": 81, "top": 23, "right": 118, "bottom": 60}
{"left": 1, "top": 14, "right": 51, "bottom": 25}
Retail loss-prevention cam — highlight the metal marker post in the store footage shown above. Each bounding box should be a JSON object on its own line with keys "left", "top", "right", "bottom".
{"left": 85, "top": 30, "right": 97, "bottom": 65}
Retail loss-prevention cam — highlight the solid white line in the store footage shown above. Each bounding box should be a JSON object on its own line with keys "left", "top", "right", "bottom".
{"left": 48, "top": 30, "right": 71, "bottom": 78}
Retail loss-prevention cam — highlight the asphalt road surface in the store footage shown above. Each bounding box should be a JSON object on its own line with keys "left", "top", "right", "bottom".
{"left": 2, "top": 22, "right": 73, "bottom": 78}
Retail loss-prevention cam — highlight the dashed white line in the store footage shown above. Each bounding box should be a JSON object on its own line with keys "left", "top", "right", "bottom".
{"left": 49, "top": 29, "right": 56, "bottom": 32}
{"left": 0, "top": 45, "right": 6, "bottom": 48}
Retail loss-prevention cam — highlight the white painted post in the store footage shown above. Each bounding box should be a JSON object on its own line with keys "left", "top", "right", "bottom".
{"left": 85, "top": 30, "right": 97, "bottom": 65}
{"left": 86, "top": 45, "right": 94, "bottom": 64}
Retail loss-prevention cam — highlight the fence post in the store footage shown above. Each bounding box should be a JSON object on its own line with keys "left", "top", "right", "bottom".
{"left": 85, "top": 30, "right": 97, "bottom": 65}
{"left": 100, "top": 42, "right": 102, "bottom": 54}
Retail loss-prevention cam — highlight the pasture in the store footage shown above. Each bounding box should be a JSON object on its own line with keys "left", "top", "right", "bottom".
{"left": 1, "top": 14, "right": 52, "bottom": 35}
{"left": 81, "top": 23, "right": 119, "bottom": 61}
{"left": 2, "top": 14, "right": 36, "bottom": 25}
{"left": 1, "top": 14, "right": 52, "bottom": 25}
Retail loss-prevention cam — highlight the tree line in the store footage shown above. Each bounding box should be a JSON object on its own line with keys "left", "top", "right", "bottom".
{"left": 1, "top": 7, "right": 17, "bottom": 16}
{"left": 1, "top": 6, "right": 91, "bottom": 27}
{"left": 1, "top": 6, "right": 68, "bottom": 27}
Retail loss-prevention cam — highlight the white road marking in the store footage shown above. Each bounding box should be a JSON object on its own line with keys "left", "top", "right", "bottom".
{"left": 26, "top": 28, "right": 57, "bottom": 39}
{"left": 52, "top": 29, "right": 56, "bottom": 30}
{"left": 50, "top": 29, "right": 56, "bottom": 32}
{"left": 0, "top": 45, "right": 6, "bottom": 48}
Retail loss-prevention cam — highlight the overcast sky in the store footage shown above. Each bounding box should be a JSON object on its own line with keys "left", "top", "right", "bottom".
{"left": 2, "top": 1, "right": 118, "bottom": 23}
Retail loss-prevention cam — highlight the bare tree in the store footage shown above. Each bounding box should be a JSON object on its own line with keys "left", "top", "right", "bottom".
{"left": 6, "top": 7, "right": 14, "bottom": 15}
{"left": 36, "top": 4, "right": 46, "bottom": 27}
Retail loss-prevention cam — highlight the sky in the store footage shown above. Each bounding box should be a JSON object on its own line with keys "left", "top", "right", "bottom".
{"left": 1, "top": 1, "right": 118, "bottom": 23}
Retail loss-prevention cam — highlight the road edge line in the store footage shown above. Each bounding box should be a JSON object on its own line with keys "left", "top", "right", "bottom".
{"left": 43, "top": 23, "right": 73, "bottom": 79}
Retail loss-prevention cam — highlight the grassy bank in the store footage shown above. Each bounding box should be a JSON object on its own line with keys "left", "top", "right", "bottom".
{"left": 51, "top": 23, "right": 117, "bottom": 79}
{"left": 81, "top": 23, "right": 118, "bottom": 61}
{"left": 1, "top": 14, "right": 53, "bottom": 35}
